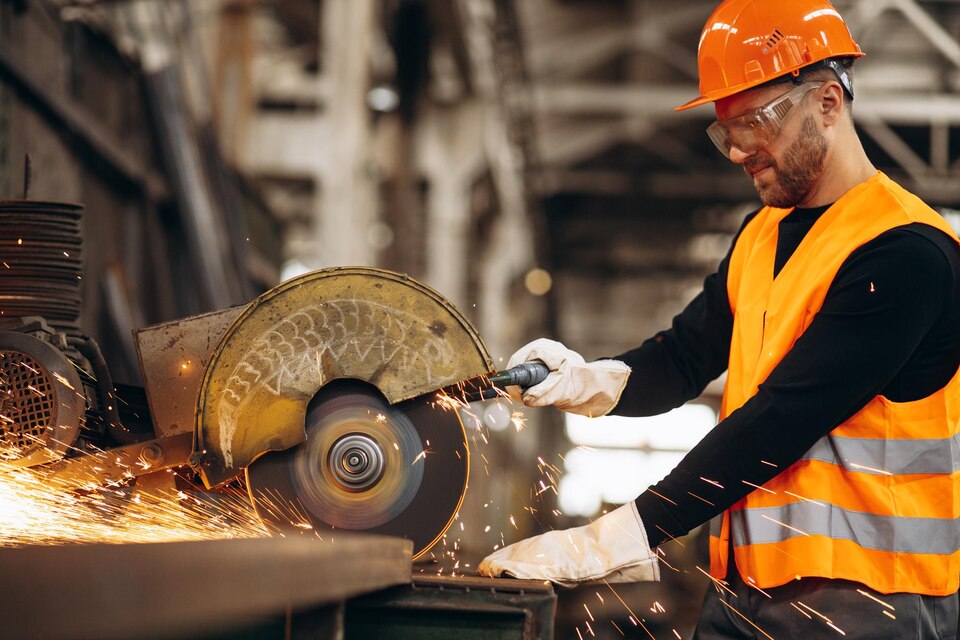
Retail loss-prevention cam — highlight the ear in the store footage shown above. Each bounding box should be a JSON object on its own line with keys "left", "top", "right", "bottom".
{"left": 819, "top": 82, "right": 845, "bottom": 126}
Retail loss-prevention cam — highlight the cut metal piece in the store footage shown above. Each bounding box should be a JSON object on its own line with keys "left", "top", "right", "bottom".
{"left": 194, "top": 267, "right": 493, "bottom": 488}
{"left": 247, "top": 379, "right": 468, "bottom": 560}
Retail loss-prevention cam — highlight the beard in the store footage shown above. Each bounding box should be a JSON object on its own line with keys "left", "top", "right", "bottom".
{"left": 744, "top": 115, "right": 828, "bottom": 208}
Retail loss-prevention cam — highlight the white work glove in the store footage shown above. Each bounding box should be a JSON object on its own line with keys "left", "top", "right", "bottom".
{"left": 477, "top": 502, "right": 660, "bottom": 587}
{"left": 507, "top": 338, "right": 630, "bottom": 417}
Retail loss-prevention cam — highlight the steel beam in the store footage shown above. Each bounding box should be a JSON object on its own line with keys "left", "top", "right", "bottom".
{"left": 531, "top": 83, "right": 960, "bottom": 125}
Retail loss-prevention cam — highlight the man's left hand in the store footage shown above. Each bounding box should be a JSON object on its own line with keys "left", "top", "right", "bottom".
{"left": 477, "top": 502, "right": 660, "bottom": 587}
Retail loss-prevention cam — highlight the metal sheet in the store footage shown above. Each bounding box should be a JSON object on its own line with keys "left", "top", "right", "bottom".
{"left": 134, "top": 306, "right": 244, "bottom": 438}
{"left": 0, "top": 534, "right": 412, "bottom": 640}
{"left": 346, "top": 575, "right": 557, "bottom": 640}
{"left": 195, "top": 267, "right": 494, "bottom": 488}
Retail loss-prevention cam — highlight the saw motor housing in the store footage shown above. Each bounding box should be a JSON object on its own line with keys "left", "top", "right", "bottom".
{"left": 0, "top": 317, "right": 152, "bottom": 469}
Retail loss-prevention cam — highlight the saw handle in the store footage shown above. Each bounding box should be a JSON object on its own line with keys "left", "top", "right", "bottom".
{"left": 488, "top": 361, "right": 551, "bottom": 390}
{"left": 446, "top": 362, "right": 551, "bottom": 403}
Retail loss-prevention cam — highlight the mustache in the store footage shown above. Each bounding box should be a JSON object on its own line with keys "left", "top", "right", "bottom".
{"left": 744, "top": 154, "right": 776, "bottom": 177}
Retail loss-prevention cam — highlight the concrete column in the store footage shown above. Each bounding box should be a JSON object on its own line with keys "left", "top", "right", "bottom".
{"left": 420, "top": 102, "right": 485, "bottom": 307}
{"left": 318, "top": 0, "right": 378, "bottom": 268}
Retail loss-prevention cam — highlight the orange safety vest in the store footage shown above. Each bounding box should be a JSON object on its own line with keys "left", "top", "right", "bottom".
{"left": 712, "top": 172, "right": 960, "bottom": 595}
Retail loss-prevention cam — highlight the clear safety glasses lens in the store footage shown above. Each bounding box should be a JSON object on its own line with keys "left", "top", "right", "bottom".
{"left": 707, "top": 82, "right": 823, "bottom": 159}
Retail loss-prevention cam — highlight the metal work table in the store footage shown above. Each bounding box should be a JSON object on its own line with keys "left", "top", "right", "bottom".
{"left": 0, "top": 534, "right": 412, "bottom": 639}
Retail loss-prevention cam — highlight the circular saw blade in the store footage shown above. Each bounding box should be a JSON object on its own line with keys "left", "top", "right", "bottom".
{"left": 246, "top": 380, "right": 468, "bottom": 559}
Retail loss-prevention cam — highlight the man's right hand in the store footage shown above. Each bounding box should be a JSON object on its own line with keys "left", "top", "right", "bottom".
{"left": 507, "top": 338, "right": 631, "bottom": 417}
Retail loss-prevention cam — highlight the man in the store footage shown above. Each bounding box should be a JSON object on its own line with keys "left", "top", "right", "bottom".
{"left": 477, "top": 1, "right": 960, "bottom": 638}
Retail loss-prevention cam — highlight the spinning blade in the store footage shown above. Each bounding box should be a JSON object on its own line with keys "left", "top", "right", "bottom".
{"left": 246, "top": 380, "right": 468, "bottom": 559}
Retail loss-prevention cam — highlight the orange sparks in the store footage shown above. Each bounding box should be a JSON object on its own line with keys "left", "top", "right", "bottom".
{"left": 687, "top": 491, "right": 715, "bottom": 506}
{"left": 695, "top": 566, "right": 737, "bottom": 597}
{"left": 856, "top": 588, "right": 895, "bottom": 611}
{"left": 760, "top": 514, "right": 810, "bottom": 536}
{"left": 849, "top": 463, "right": 893, "bottom": 476}
{"left": 746, "top": 576, "right": 773, "bottom": 599}
{"left": 796, "top": 601, "right": 846, "bottom": 635}
{"left": 647, "top": 488, "right": 678, "bottom": 506}
{"left": 411, "top": 449, "right": 432, "bottom": 465}
{"left": 603, "top": 581, "right": 656, "bottom": 640}
{"left": 741, "top": 479, "right": 776, "bottom": 494}
{"left": 51, "top": 373, "right": 75, "bottom": 391}
{"left": 19, "top": 361, "right": 39, "bottom": 374}
{"left": 719, "top": 599, "right": 775, "bottom": 640}
{"left": 784, "top": 490, "right": 826, "bottom": 506}
{"left": 0, "top": 466, "right": 268, "bottom": 545}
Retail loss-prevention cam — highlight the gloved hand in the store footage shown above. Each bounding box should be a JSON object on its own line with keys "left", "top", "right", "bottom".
{"left": 477, "top": 502, "right": 660, "bottom": 587}
{"left": 507, "top": 338, "right": 630, "bottom": 417}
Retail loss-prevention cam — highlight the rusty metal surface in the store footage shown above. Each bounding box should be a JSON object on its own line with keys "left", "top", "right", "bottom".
{"left": 0, "top": 534, "right": 413, "bottom": 640}
{"left": 134, "top": 306, "right": 244, "bottom": 439}
{"left": 195, "top": 267, "right": 494, "bottom": 488}
{"left": 41, "top": 432, "right": 192, "bottom": 488}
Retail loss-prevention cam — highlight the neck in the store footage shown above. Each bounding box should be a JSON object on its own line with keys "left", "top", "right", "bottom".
{"left": 796, "top": 131, "right": 876, "bottom": 208}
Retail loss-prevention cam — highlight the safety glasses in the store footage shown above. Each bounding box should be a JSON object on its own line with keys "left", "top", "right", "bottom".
{"left": 707, "top": 82, "right": 823, "bottom": 158}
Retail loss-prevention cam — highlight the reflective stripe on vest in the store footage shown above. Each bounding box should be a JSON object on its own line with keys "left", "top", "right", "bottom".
{"left": 800, "top": 432, "right": 960, "bottom": 475}
{"left": 730, "top": 503, "right": 960, "bottom": 555}
{"left": 714, "top": 172, "right": 960, "bottom": 595}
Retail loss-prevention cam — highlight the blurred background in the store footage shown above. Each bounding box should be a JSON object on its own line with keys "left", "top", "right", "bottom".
{"left": 3, "top": 0, "right": 960, "bottom": 636}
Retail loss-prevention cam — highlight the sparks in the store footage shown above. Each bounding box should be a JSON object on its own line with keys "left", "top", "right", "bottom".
{"left": 51, "top": 373, "right": 75, "bottom": 391}
{"left": 856, "top": 588, "right": 895, "bottom": 611}
{"left": 0, "top": 467, "right": 268, "bottom": 545}
{"left": 760, "top": 514, "right": 810, "bottom": 536}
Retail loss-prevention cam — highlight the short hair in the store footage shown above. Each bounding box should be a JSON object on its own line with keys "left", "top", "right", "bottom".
{"left": 760, "top": 57, "right": 857, "bottom": 109}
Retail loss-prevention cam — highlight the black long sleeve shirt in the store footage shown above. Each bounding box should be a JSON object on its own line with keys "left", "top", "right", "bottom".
{"left": 611, "top": 206, "right": 960, "bottom": 548}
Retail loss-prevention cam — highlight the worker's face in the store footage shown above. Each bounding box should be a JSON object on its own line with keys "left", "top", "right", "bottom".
{"left": 714, "top": 84, "right": 828, "bottom": 208}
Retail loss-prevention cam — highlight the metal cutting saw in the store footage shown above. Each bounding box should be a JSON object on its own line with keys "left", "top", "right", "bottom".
{"left": 0, "top": 267, "right": 546, "bottom": 559}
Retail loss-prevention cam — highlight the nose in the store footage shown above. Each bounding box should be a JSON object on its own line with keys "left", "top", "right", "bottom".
{"left": 728, "top": 145, "right": 752, "bottom": 164}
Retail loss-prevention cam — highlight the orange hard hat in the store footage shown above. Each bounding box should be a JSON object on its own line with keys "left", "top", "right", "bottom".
{"left": 676, "top": 0, "right": 864, "bottom": 111}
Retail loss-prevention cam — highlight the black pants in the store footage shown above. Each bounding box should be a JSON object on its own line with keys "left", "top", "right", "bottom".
{"left": 692, "top": 569, "right": 958, "bottom": 640}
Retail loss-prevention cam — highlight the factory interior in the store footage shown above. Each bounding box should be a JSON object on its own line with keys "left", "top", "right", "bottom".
{"left": 2, "top": 0, "right": 960, "bottom": 638}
